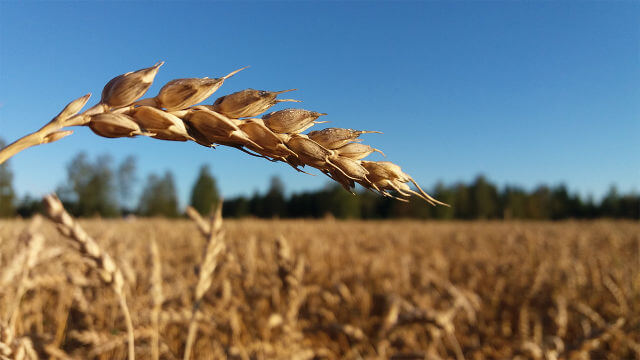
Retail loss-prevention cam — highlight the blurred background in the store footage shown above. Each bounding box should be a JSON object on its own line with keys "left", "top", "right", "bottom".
{"left": 0, "top": 1, "right": 638, "bottom": 219}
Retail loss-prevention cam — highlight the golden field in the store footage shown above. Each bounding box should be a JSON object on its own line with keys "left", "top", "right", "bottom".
{"left": 1, "top": 218, "right": 638, "bottom": 359}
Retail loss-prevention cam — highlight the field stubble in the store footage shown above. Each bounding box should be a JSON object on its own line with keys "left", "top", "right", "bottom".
{"left": 0, "top": 217, "right": 638, "bottom": 359}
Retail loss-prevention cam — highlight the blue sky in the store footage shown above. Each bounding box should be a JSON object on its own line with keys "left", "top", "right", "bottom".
{"left": 0, "top": 1, "right": 638, "bottom": 206}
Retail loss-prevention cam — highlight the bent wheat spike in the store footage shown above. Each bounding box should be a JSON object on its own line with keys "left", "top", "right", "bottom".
{"left": 0, "top": 61, "right": 446, "bottom": 205}
{"left": 184, "top": 203, "right": 226, "bottom": 360}
{"left": 42, "top": 194, "right": 136, "bottom": 360}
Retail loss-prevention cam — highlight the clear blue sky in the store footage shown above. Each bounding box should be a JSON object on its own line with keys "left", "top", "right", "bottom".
{"left": 0, "top": 1, "right": 638, "bottom": 206}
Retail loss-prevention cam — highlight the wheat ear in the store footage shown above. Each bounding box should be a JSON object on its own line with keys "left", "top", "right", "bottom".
{"left": 42, "top": 194, "right": 136, "bottom": 360}
{"left": 0, "top": 62, "right": 446, "bottom": 205}
{"left": 183, "top": 203, "right": 225, "bottom": 360}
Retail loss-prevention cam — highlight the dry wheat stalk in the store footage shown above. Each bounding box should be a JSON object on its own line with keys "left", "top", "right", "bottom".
{"left": 150, "top": 237, "right": 163, "bottom": 360}
{"left": 44, "top": 344, "right": 77, "bottom": 360}
{"left": 6, "top": 233, "right": 43, "bottom": 336}
{"left": 69, "top": 327, "right": 155, "bottom": 358}
{"left": 183, "top": 203, "right": 225, "bottom": 360}
{"left": 42, "top": 194, "right": 136, "bottom": 360}
{"left": 0, "top": 324, "right": 38, "bottom": 360}
{"left": 0, "top": 218, "right": 44, "bottom": 360}
{"left": 0, "top": 62, "right": 447, "bottom": 205}
{"left": 274, "top": 235, "right": 308, "bottom": 352}
{"left": 2, "top": 218, "right": 42, "bottom": 313}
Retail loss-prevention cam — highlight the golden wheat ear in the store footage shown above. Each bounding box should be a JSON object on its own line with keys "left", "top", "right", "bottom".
{"left": 0, "top": 61, "right": 446, "bottom": 205}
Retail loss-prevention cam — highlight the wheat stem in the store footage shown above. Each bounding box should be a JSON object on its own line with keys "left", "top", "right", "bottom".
{"left": 183, "top": 203, "right": 225, "bottom": 360}
{"left": 0, "top": 100, "right": 105, "bottom": 165}
{"left": 150, "top": 236, "right": 163, "bottom": 360}
{"left": 42, "top": 194, "right": 135, "bottom": 360}
{"left": 118, "top": 294, "right": 136, "bottom": 360}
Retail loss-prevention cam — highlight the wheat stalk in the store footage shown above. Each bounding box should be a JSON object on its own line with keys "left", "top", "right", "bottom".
{"left": 42, "top": 194, "right": 136, "bottom": 360}
{"left": 183, "top": 203, "right": 226, "bottom": 360}
{"left": 0, "top": 62, "right": 447, "bottom": 205}
{"left": 149, "top": 237, "right": 163, "bottom": 360}
{"left": 274, "top": 235, "right": 307, "bottom": 349}
{"left": 7, "top": 231, "right": 44, "bottom": 337}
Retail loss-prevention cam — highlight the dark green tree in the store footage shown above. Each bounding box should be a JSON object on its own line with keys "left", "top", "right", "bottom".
{"left": 453, "top": 183, "right": 472, "bottom": 219}
{"left": 138, "top": 171, "right": 180, "bottom": 217}
{"left": 0, "top": 139, "right": 16, "bottom": 217}
{"left": 16, "top": 195, "right": 42, "bottom": 218}
{"left": 600, "top": 185, "right": 620, "bottom": 218}
{"left": 249, "top": 190, "right": 264, "bottom": 217}
{"left": 502, "top": 186, "right": 527, "bottom": 219}
{"left": 616, "top": 192, "right": 640, "bottom": 219}
{"left": 549, "top": 184, "right": 571, "bottom": 220}
{"left": 262, "top": 176, "right": 286, "bottom": 218}
{"left": 433, "top": 182, "right": 455, "bottom": 219}
{"left": 117, "top": 155, "right": 137, "bottom": 213}
{"left": 59, "top": 152, "right": 119, "bottom": 217}
{"left": 470, "top": 175, "right": 499, "bottom": 219}
{"left": 358, "top": 190, "right": 381, "bottom": 219}
{"left": 526, "top": 186, "right": 551, "bottom": 219}
{"left": 189, "top": 165, "right": 219, "bottom": 215}
{"left": 288, "top": 191, "right": 321, "bottom": 218}
{"left": 223, "top": 196, "right": 250, "bottom": 218}
{"left": 324, "top": 184, "right": 361, "bottom": 219}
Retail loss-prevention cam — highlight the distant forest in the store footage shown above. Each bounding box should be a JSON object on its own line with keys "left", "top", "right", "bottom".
{"left": 224, "top": 176, "right": 639, "bottom": 220}
{"left": 0, "top": 150, "right": 637, "bottom": 220}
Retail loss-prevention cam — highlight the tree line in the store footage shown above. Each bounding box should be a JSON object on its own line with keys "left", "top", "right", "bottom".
{"left": 0, "top": 147, "right": 637, "bottom": 220}
{"left": 0, "top": 148, "right": 219, "bottom": 219}
{"left": 223, "top": 175, "right": 639, "bottom": 220}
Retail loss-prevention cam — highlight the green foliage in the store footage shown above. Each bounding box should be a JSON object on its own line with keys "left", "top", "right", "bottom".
{"left": 7, "top": 147, "right": 639, "bottom": 220}
{"left": 224, "top": 176, "right": 639, "bottom": 220}
{"left": 189, "top": 165, "right": 219, "bottom": 216}
{"left": 243, "top": 177, "right": 287, "bottom": 218}
{"left": 501, "top": 186, "right": 526, "bottom": 219}
{"left": 58, "top": 153, "right": 120, "bottom": 217}
{"left": 16, "top": 195, "right": 43, "bottom": 218}
{"left": 138, "top": 171, "right": 179, "bottom": 217}
{"left": 600, "top": 185, "right": 640, "bottom": 219}
{"left": 262, "top": 176, "right": 286, "bottom": 218}
{"left": 433, "top": 182, "right": 455, "bottom": 219}
{"left": 471, "top": 175, "right": 499, "bottom": 219}
{"left": 0, "top": 139, "right": 15, "bottom": 217}
{"left": 223, "top": 196, "right": 250, "bottom": 218}
{"left": 57, "top": 153, "right": 137, "bottom": 217}
{"left": 117, "top": 155, "right": 137, "bottom": 211}
{"left": 286, "top": 184, "right": 360, "bottom": 219}
{"left": 324, "top": 184, "right": 361, "bottom": 219}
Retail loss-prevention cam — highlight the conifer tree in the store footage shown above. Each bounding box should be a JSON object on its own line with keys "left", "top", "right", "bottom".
{"left": 189, "top": 165, "right": 220, "bottom": 215}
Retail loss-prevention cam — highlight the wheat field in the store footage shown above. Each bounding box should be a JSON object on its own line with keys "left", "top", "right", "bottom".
{"left": 1, "top": 215, "right": 638, "bottom": 359}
